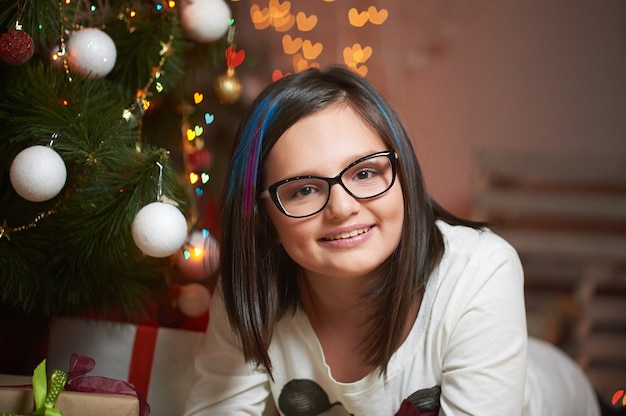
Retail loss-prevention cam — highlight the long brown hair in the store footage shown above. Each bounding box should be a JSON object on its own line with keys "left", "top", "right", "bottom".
{"left": 219, "top": 66, "right": 481, "bottom": 377}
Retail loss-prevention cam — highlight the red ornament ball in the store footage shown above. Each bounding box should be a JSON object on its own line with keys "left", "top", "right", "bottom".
{"left": 0, "top": 29, "right": 34, "bottom": 65}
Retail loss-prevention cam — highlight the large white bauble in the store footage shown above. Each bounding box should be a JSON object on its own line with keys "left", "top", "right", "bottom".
{"left": 176, "top": 230, "right": 220, "bottom": 280}
{"left": 67, "top": 28, "right": 117, "bottom": 78}
{"left": 132, "top": 201, "right": 188, "bottom": 258}
{"left": 10, "top": 145, "right": 67, "bottom": 202}
{"left": 178, "top": 283, "right": 211, "bottom": 317}
{"left": 180, "top": 0, "right": 232, "bottom": 43}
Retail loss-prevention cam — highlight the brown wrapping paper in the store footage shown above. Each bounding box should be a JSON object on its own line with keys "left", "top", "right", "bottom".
{"left": 0, "top": 375, "right": 139, "bottom": 416}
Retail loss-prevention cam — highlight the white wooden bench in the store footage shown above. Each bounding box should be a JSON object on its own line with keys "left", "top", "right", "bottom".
{"left": 472, "top": 151, "right": 626, "bottom": 402}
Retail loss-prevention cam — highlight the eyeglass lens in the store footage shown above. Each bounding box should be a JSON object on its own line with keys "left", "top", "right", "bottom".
{"left": 275, "top": 153, "right": 394, "bottom": 217}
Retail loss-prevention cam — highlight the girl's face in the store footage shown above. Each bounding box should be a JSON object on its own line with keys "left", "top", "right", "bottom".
{"left": 262, "top": 105, "right": 405, "bottom": 281}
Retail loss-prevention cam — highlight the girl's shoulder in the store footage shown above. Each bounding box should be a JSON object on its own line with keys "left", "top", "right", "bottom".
{"left": 436, "top": 219, "right": 518, "bottom": 258}
{"left": 427, "top": 220, "right": 523, "bottom": 301}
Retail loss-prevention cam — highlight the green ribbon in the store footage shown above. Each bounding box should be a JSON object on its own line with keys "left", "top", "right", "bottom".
{"left": 0, "top": 360, "right": 67, "bottom": 416}
{"left": 33, "top": 360, "right": 67, "bottom": 416}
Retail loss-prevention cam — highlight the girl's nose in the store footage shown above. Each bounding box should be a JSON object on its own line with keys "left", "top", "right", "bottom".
{"left": 323, "top": 184, "right": 360, "bottom": 219}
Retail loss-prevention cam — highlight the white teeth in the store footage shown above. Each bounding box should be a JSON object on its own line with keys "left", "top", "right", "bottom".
{"left": 327, "top": 227, "right": 369, "bottom": 241}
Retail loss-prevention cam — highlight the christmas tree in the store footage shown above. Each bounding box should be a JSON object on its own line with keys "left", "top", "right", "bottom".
{"left": 0, "top": 0, "right": 242, "bottom": 320}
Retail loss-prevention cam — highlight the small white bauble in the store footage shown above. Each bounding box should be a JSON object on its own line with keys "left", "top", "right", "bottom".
{"left": 67, "top": 28, "right": 117, "bottom": 78}
{"left": 10, "top": 145, "right": 67, "bottom": 202}
{"left": 178, "top": 283, "right": 211, "bottom": 317}
{"left": 176, "top": 230, "right": 220, "bottom": 280}
{"left": 180, "top": 0, "right": 232, "bottom": 43}
{"left": 132, "top": 201, "right": 188, "bottom": 258}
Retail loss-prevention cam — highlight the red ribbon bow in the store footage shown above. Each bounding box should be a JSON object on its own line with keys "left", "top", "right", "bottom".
{"left": 64, "top": 354, "right": 150, "bottom": 416}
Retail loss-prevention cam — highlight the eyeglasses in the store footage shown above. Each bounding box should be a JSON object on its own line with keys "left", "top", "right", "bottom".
{"left": 259, "top": 151, "right": 398, "bottom": 218}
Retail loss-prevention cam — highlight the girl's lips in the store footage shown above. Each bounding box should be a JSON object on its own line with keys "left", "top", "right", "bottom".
{"left": 321, "top": 226, "right": 371, "bottom": 241}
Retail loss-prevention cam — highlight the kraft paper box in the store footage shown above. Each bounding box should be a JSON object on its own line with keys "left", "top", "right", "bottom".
{"left": 47, "top": 317, "right": 205, "bottom": 416}
{"left": 0, "top": 374, "right": 139, "bottom": 416}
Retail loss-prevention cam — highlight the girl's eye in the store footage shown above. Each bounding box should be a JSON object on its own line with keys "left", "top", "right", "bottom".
{"left": 292, "top": 185, "right": 318, "bottom": 199}
{"left": 355, "top": 168, "right": 377, "bottom": 180}
{"left": 352, "top": 167, "right": 382, "bottom": 182}
{"left": 280, "top": 180, "right": 325, "bottom": 201}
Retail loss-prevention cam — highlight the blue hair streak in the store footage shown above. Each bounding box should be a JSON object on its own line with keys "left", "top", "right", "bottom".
{"left": 369, "top": 91, "right": 404, "bottom": 154}
{"left": 227, "top": 96, "right": 279, "bottom": 217}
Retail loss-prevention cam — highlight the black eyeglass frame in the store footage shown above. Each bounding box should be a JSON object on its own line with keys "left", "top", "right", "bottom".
{"left": 259, "top": 151, "right": 398, "bottom": 218}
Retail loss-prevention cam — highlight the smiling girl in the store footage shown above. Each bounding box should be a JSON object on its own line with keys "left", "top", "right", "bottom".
{"left": 184, "top": 66, "right": 599, "bottom": 415}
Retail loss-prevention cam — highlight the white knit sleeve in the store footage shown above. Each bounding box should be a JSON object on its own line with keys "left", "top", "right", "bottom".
{"left": 183, "top": 288, "right": 272, "bottom": 415}
{"left": 439, "top": 241, "right": 527, "bottom": 416}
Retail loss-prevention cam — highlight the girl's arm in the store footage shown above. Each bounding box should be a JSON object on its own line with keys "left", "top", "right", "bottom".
{"left": 184, "top": 289, "right": 271, "bottom": 415}
{"left": 439, "top": 244, "right": 527, "bottom": 415}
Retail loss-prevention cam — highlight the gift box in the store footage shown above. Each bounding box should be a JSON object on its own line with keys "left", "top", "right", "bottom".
{"left": 47, "top": 318, "right": 204, "bottom": 416}
{"left": 0, "top": 357, "right": 143, "bottom": 416}
{"left": 0, "top": 383, "right": 140, "bottom": 416}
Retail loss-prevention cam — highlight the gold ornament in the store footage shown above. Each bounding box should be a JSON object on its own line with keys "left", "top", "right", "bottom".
{"left": 214, "top": 67, "right": 242, "bottom": 104}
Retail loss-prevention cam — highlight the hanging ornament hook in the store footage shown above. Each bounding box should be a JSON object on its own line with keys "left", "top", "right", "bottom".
{"left": 15, "top": 0, "right": 23, "bottom": 30}
{"left": 49, "top": 132, "right": 58, "bottom": 147}
{"left": 156, "top": 161, "right": 164, "bottom": 201}
{"left": 226, "top": 23, "right": 236, "bottom": 45}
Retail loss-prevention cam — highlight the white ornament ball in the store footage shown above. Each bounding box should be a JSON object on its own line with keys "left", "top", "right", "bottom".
{"left": 132, "top": 201, "right": 188, "bottom": 258}
{"left": 178, "top": 283, "right": 211, "bottom": 317}
{"left": 176, "top": 230, "right": 220, "bottom": 280}
{"left": 67, "top": 28, "right": 117, "bottom": 78}
{"left": 180, "top": 0, "right": 232, "bottom": 43}
{"left": 10, "top": 145, "right": 67, "bottom": 202}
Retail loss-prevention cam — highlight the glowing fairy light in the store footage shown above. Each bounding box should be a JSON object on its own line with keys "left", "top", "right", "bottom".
{"left": 182, "top": 246, "right": 203, "bottom": 261}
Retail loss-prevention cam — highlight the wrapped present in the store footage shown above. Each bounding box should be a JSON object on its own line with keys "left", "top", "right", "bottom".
{"left": 47, "top": 318, "right": 204, "bottom": 416}
{"left": 0, "top": 355, "right": 146, "bottom": 416}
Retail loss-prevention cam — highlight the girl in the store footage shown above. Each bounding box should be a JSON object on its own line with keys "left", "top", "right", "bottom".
{"left": 184, "top": 66, "right": 599, "bottom": 415}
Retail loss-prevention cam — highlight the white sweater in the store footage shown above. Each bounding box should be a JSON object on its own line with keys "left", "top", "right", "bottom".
{"left": 184, "top": 221, "right": 600, "bottom": 415}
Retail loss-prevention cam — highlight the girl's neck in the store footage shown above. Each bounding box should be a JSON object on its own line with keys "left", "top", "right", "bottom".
{"left": 297, "top": 269, "right": 423, "bottom": 383}
{"left": 298, "top": 269, "right": 378, "bottom": 326}
{"left": 298, "top": 271, "right": 379, "bottom": 382}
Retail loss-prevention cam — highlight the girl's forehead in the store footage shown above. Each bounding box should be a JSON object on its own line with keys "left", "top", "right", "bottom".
{"left": 263, "top": 106, "right": 386, "bottom": 181}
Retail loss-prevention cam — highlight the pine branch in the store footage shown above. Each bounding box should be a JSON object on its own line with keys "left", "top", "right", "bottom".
{"left": 0, "top": 63, "right": 189, "bottom": 316}
{"left": 0, "top": 1, "right": 205, "bottom": 318}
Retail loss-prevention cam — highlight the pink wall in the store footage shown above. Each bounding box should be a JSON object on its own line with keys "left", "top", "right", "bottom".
{"left": 400, "top": 0, "right": 626, "bottom": 216}
{"left": 231, "top": 0, "right": 626, "bottom": 216}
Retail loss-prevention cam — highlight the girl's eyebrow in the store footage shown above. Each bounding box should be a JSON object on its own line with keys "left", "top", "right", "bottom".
{"left": 271, "top": 150, "right": 390, "bottom": 186}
